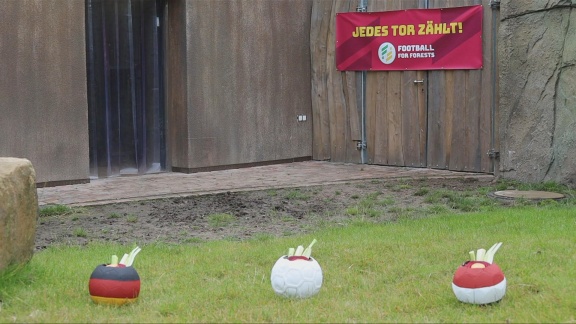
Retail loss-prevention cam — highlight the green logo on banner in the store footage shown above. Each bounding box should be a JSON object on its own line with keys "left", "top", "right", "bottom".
{"left": 378, "top": 42, "right": 396, "bottom": 64}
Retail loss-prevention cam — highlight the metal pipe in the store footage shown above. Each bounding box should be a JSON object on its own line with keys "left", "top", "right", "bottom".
{"left": 357, "top": 0, "right": 367, "bottom": 12}
{"left": 358, "top": 71, "right": 368, "bottom": 164}
{"left": 489, "top": 2, "right": 500, "bottom": 173}
{"left": 357, "top": 0, "right": 368, "bottom": 164}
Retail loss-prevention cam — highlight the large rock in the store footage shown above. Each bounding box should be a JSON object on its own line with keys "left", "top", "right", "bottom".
{"left": 498, "top": 0, "right": 576, "bottom": 186}
{"left": 0, "top": 158, "right": 38, "bottom": 270}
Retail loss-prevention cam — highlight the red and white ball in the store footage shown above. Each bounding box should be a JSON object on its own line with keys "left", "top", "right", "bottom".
{"left": 271, "top": 255, "right": 323, "bottom": 298}
{"left": 452, "top": 261, "right": 506, "bottom": 305}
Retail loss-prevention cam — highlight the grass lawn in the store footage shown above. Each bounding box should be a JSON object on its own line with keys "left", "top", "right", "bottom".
{"left": 1, "top": 205, "right": 575, "bottom": 322}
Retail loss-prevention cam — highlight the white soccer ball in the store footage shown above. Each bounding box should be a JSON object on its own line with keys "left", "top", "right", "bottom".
{"left": 270, "top": 255, "right": 323, "bottom": 298}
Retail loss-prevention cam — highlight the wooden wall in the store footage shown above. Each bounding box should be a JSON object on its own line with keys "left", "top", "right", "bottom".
{"left": 165, "top": 0, "right": 189, "bottom": 169}
{"left": 0, "top": 0, "right": 498, "bottom": 184}
{"left": 311, "top": 0, "right": 498, "bottom": 173}
{"left": 0, "top": 1, "right": 89, "bottom": 185}
{"left": 311, "top": 0, "right": 360, "bottom": 162}
{"left": 166, "top": 0, "right": 314, "bottom": 172}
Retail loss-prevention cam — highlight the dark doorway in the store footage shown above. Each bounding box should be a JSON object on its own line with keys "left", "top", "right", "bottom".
{"left": 86, "top": 0, "right": 166, "bottom": 178}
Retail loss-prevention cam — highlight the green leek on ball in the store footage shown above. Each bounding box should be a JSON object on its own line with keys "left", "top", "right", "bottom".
{"left": 470, "top": 242, "right": 502, "bottom": 264}
{"left": 287, "top": 239, "right": 318, "bottom": 258}
{"left": 106, "top": 246, "right": 141, "bottom": 267}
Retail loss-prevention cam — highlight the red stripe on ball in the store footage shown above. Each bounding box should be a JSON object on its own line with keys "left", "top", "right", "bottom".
{"left": 89, "top": 278, "right": 141, "bottom": 299}
{"left": 452, "top": 262, "right": 505, "bottom": 288}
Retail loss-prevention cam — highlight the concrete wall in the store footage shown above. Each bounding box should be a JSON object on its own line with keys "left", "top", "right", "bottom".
{"left": 498, "top": 0, "right": 576, "bottom": 186}
{"left": 0, "top": 1, "right": 89, "bottom": 185}
{"left": 166, "top": 0, "right": 313, "bottom": 172}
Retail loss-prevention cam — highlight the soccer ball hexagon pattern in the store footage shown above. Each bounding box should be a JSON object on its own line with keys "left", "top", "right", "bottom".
{"left": 271, "top": 256, "right": 323, "bottom": 298}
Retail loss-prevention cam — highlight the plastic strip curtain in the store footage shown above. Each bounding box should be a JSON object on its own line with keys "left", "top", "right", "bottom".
{"left": 86, "top": 0, "right": 164, "bottom": 178}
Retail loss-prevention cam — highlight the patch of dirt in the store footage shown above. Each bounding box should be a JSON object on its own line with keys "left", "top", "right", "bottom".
{"left": 36, "top": 177, "right": 496, "bottom": 251}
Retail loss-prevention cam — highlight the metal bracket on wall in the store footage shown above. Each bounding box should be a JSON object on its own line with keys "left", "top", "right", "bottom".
{"left": 487, "top": 149, "right": 500, "bottom": 159}
{"left": 354, "top": 140, "right": 367, "bottom": 151}
{"left": 489, "top": 0, "right": 500, "bottom": 9}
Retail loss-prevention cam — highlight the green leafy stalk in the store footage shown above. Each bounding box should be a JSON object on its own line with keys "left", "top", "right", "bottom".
{"left": 475, "top": 248, "right": 486, "bottom": 262}
{"left": 470, "top": 242, "right": 503, "bottom": 263}
{"left": 119, "top": 253, "right": 129, "bottom": 265}
{"left": 110, "top": 255, "right": 119, "bottom": 267}
{"left": 108, "top": 246, "right": 141, "bottom": 267}
{"left": 302, "top": 239, "right": 317, "bottom": 258}
{"left": 286, "top": 239, "right": 318, "bottom": 258}
{"left": 484, "top": 242, "right": 503, "bottom": 264}
{"left": 123, "top": 246, "right": 141, "bottom": 267}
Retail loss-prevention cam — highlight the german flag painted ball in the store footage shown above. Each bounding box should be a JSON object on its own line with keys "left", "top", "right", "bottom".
{"left": 89, "top": 264, "right": 141, "bottom": 305}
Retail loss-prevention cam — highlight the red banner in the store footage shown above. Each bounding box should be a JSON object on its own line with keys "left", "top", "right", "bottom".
{"left": 336, "top": 5, "right": 483, "bottom": 71}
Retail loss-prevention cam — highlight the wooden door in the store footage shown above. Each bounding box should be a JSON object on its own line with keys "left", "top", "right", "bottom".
{"left": 365, "top": 0, "right": 495, "bottom": 173}
{"left": 425, "top": 0, "right": 493, "bottom": 173}
{"left": 366, "top": 0, "right": 428, "bottom": 168}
